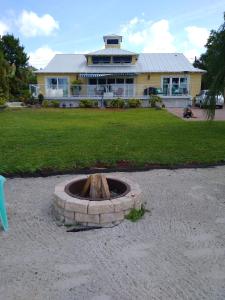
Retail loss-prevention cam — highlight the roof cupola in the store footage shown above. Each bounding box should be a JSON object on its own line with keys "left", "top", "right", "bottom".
{"left": 103, "top": 35, "right": 122, "bottom": 49}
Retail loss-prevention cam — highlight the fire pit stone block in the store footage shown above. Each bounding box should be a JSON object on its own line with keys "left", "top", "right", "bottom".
{"left": 133, "top": 195, "right": 142, "bottom": 210}
{"left": 75, "top": 212, "right": 100, "bottom": 224}
{"left": 111, "top": 197, "right": 134, "bottom": 212}
{"left": 88, "top": 200, "right": 114, "bottom": 214}
{"left": 65, "top": 199, "right": 89, "bottom": 214}
{"left": 100, "top": 211, "right": 124, "bottom": 224}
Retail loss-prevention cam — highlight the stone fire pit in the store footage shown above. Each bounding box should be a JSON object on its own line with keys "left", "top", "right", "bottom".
{"left": 53, "top": 174, "right": 142, "bottom": 226}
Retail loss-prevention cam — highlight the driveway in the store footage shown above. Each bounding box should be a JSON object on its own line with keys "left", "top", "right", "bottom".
{"left": 167, "top": 107, "right": 225, "bottom": 121}
{"left": 1, "top": 167, "right": 225, "bottom": 300}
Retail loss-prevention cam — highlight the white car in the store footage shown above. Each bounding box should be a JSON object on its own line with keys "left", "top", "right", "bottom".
{"left": 195, "top": 90, "right": 224, "bottom": 108}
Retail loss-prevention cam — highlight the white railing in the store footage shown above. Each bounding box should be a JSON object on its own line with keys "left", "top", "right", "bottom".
{"left": 30, "top": 83, "right": 191, "bottom": 99}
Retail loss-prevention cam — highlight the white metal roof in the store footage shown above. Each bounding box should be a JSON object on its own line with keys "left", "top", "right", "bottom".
{"left": 87, "top": 48, "right": 137, "bottom": 56}
{"left": 36, "top": 53, "right": 205, "bottom": 74}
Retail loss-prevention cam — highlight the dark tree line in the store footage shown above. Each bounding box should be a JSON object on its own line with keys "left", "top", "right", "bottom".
{"left": 193, "top": 13, "right": 225, "bottom": 119}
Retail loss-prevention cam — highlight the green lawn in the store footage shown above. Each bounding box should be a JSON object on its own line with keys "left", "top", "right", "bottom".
{"left": 1, "top": 108, "right": 225, "bottom": 175}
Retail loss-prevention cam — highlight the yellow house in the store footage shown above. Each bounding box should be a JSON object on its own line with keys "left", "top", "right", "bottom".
{"left": 34, "top": 34, "right": 205, "bottom": 107}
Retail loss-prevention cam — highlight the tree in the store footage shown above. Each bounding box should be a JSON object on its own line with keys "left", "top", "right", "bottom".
{"left": 193, "top": 55, "right": 212, "bottom": 90}
{"left": 0, "top": 34, "right": 34, "bottom": 99}
{"left": 195, "top": 13, "right": 225, "bottom": 119}
{"left": 0, "top": 51, "right": 11, "bottom": 99}
{"left": 0, "top": 34, "right": 28, "bottom": 67}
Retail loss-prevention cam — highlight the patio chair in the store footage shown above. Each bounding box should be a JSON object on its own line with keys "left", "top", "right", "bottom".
{"left": 115, "top": 88, "right": 124, "bottom": 97}
{"left": 94, "top": 87, "right": 104, "bottom": 96}
{"left": 0, "top": 175, "right": 9, "bottom": 231}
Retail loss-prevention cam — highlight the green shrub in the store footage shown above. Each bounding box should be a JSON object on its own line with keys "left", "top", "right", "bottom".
{"left": 107, "top": 98, "right": 125, "bottom": 108}
{"left": 51, "top": 100, "right": 60, "bottom": 108}
{"left": 0, "top": 88, "right": 8, "bottom": 103}
{"left": 42, "top": 100, "right": 50, "bottom": 108}
{"left": 0, "top": 97, "right": 6, "bottom": 106}
{"left": 125, "top": 206, "right": 145, "bottom": 222}
{"left": 149, "top": 95, "right": 162, "bottom": 108}
{"left": 42, "top": 100, "right": 60, "bottom": 108}
{"left": 19, "top": 90, "right": 33, "bottom": 104}
{"left": 79, "top": 99, "right": 98, "bottom": 108}
{"left": 71, "top": 79, "right": 82, "bottom": 85}
{"left": 127, "top": 99, "right": 142, "bottom": 108}
{"left": 38, "top": 93, "right": 44, "bottom": 104}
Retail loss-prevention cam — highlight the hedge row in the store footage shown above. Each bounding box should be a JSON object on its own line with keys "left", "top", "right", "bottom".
{"left": 79, "top": 97, "right": 163, "bottom": 108}
{"left": 40, "top": 96, "right": 163, "bottom": 109}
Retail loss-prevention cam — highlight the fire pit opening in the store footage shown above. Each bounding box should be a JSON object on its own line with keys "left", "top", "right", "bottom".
{"left": 65, "top": 175, "right": 130, "bottom": 201}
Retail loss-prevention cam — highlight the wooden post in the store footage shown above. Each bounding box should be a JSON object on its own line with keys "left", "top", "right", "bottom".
{"left": 90, "top": 174, "right": 102, "bottom": 199}
{"left": 80, "top": 176, "right": 91, "bottom": 197}
{"left": 81, "top": 174, "right": 111, "bottom": 200}
{"left": 100, "top": 175, "right": 110, "bottom": 199}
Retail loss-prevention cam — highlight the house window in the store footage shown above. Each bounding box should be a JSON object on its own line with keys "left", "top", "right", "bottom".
{"left": 107, "top": 39, "right": 119, "bottom": 45}
{"left": 92, "top": 56, "right": 111, "bottom": 64}
{"left": 98, "top": 78, "right": 106, "bottom": 85}
{"left": 116, "top": 78, "right": 124, "bottom": 84}
{"left": 162, "top": 78, "right": 170, "bottom": 95}
{"left": 126, "top": 78, "right": 134, "bottom": 84}
{"left": 89, "top": 79, "right": 97, "bottom": 85}
{"left": 113, "top": 56, "right": 132, "bottom": 64}
{"left": 179, "top": 78, "right": 188, "bottom": 95}
{"left": 48, "top": 78, "right": 57, "bottom": 88}
{"left": 108, "top": 78, "right": 116, "bottom": 84}
{"left": 46, "top": 77, "right": 68, "bottom": 96}
{"left": 162, "top": 76, "right": 188, "bottom": 96}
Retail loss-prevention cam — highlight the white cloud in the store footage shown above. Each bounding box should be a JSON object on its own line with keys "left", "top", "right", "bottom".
{"left": 121, "top": 17, "right": 176, "bottom": 53}
{"left": 143, "top": 20, "right": 176, "bottom": 52}
{"left": 29, "top": 46, "right": 61, "bottom": 69}
{"left": 184, "top": 49, "right": 199, "bottom": 62}
{"left": 120, "top": 16, "right": 210, "bottom": 62}
{"left": 18, "top": 10, "right": 59, "bottom": 37}
{"left": 185, "top": 26, "right": 210, "bottom": 48}
{"left": 121, "top": 17, "right": 146, "bottom": 45}
{"left": 182, "top": 26, "right": 210, "bottom": 61}
{"left": 0, "top": 21, "right": 9, "bottom": 36}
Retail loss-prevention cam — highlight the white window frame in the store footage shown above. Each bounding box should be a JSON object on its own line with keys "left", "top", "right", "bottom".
{"left": 45, "top": 76, "right": 70, "bottom": 97}
{"left": 161, "top": 75, "right": 190, "bottom": 96}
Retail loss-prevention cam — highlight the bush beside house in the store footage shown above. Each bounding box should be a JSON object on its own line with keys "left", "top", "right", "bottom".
{"left": 79, "top": 99, "right": 98, "bottom": 108}
{"left": 0, "top": 96, "right": 7, "bottom": 111}
{"left": 149, "top": 95, "right": 162, "bottom": 108}
{"left": 104, "top": 98, "right": 125, "bottom": 108}
{"left": 127, "top": 99, "right": 142, "bottom": 108}
{"left": 42, "top": 100, "right": 60, "bottom": 108}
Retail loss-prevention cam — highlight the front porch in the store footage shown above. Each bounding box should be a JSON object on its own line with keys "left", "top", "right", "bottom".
{"left": 30, "top": 74, "right": 193, "bottom": 107}
{"left": 30, "top": 83, "right": 191, "bottom": 100}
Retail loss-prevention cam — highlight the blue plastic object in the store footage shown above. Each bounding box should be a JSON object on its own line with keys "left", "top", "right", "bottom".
{"left": 0, "top": 175, "right": 8, "bottom": 231}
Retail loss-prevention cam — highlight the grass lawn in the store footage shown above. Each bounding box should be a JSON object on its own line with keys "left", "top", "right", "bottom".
{"left": 1, "top": 108, "right": 225, "bottom": 175}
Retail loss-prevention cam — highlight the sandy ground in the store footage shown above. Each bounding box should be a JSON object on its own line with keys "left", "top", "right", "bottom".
{"left": 1, "top": 167, "right": 225, "bottom": 300}
{"left": 167, "top": 107, "right": 225, "bottom": 121}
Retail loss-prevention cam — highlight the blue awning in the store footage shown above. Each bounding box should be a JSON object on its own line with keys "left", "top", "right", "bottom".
{"left": 80, "top": 73, "right": 137, "bottom": 78}
{"left": 80, "top": 74, "right": 111, "bottom": 78}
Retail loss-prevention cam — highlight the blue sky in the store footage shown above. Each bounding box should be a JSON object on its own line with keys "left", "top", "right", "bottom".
{"left": 0, "top": 0, "right": 224, "bottom": 68}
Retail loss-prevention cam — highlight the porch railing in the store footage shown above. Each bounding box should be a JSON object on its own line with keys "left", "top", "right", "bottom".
{"left": 30, "top": 83, "right": 191, "bottom": 99}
